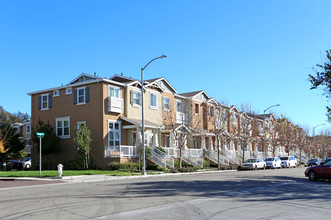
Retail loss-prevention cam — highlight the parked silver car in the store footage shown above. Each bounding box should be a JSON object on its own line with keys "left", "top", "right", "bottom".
{"left": 265, "top": 157, "right": 282, "bottom": 169}
{"left": 280, "top": 156, "right": 297, "bottom": 168}
{"left": 239, "top": 158, "right": 266, "bottom": 170}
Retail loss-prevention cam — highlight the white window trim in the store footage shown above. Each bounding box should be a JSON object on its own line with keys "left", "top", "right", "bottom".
{"left": 66, "top": 88, "right": 72, "bottom": 95}
{"left": 26, "top": 125, "right": 31, "bottom": 134}
{"left": 56, "top": 116, "right": 71, "bottom": 139}
{"left": 77, "top": 86, "right": 86, "bottom": 105}
{"left": 41, "top": 93, "right": 49, "bottom": 111}
{"left": 53, "top": 90, "right": 60, "bottom": 97}
{"left": 194, "top": 103, "right": 200, "bottom": 116}
{"left": 108, "top": 120, "right": 121, "bottom": 147}
{"left": 76, "top": 121, "right": 86, "bottom": 131}
{"left": 109, "top": 85, "right": 121, "bottom": 98}
{"left": 163, "top": 97, "right": 170, "bottom": 112}
{"left": 149, "top": 92, "right": 158, "bottom": 110}
{"left": 176, "top": 100, "right": 183, "bottom": 113}
{"left": 132, "top": 91, "right": 140, "bottom": 107}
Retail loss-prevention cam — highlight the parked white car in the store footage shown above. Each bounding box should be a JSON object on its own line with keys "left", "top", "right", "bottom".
{"left": 265, "top": 157, "right": 282, "bottom": 169}
{"left": 239, "top": 158, "right": 266, "bottom": 170}
{"left": 279, "top": 156, "right": 297, "bottom": 168}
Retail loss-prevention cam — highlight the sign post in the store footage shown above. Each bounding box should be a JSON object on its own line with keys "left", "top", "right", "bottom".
{"left": 36, "top": 132, "right": 45, "bottom": 176}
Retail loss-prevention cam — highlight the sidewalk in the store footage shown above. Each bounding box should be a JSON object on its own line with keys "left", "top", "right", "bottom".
{"left": 0, "top": 170, "right": 236, "bottom": 189}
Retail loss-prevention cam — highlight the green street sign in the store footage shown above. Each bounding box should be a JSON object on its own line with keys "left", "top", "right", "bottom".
{"left": 36, "top": 132, "right": 45, "bottom": 138}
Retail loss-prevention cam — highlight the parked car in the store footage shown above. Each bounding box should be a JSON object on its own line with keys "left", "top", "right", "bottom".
{"left": 280, "top": 156, "right": 297, "bottom": 168}
{"left": 21, "top": 157, "right": 31, "bottom": 169}
{"left": 239, "top": 158, "right": 266, "bottom": 170}
{"left": 323, "top": 158, "right": 331, "bottom": 164}
{"left": 264, "top": 157, "right": 282, "bottom": 169}
{"left": 305, "top": 160, "right": 331, "bottom": 181}
{"left": 308, "top": 158, "right": 321, "bottom": 166}
{"left": 11, "top": 160, "right": 23, "bottom": 170}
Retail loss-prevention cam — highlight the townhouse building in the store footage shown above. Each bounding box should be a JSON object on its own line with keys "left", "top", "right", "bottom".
{"left": 28, "top": 72, "right": 288, "bottom": 169}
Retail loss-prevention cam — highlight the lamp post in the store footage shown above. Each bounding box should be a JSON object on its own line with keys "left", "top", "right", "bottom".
{"left": 263, "top": 104, "right": 280, "bottom": 159}
{"left": 141, "top": 55, "right": 167, "bottom": 175}
{"left": 313, "top": 123, "right": 325, "bottom": 158}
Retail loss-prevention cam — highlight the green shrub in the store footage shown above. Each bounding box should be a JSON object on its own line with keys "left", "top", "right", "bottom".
{"left": 108, "top": 162, "right": 138, "bottom": 172}
{"left": 146, "top": 163, "right": 166, "bottom": 171}
{"left": 180, "top": 166, "right": 197, "bottom": 172}
{"left": 174, "top": 159, "right": 194, "bottom": 168}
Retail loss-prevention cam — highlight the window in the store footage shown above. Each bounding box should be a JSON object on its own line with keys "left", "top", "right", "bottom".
{"left": 74, "top": 87, "right": 89, "bottom": 105}
{"left": 195, "top": 103, "right": 200, "bottom": 115}
{"left": 133, "top": 91, "right": 139, "bottom": 105}
{"left": 109, "top": 86, "right": 120, "bottom": 98}
{"left": 232, "top": 113, "right": 236, "bottom": 125}
{"left": 53, "top": 90, "right": 59, "bottom": 97}
{"left": 132, "top": 132, "right": 137, "bottom": 146}
{"left": 209, "top": 106, "right": 214, "bottom": 117}
{"left": 56, "top": 117, "right": 70, "bottom": 138}
{"left": 66, "top": 88, "right": 72, "bottom": 95}
{"left": 38, "top": 93, "right": 52, "bottom": 110}
{"left": 163, "top": 97, "right": 170, "bottom": 111}
{"left": 26, "top": 125, "right": 31, "bottom": 134}
{"left": 108, "top": 121, "right": 121, "bottom": 147}
{"left": 76, "top": 121, "right": 86, "bottom": 131}
{"left": 150, "top": 93, "right": 157, "bottom": 109}
{"left": 193, "top": 138, "right": 199, "bottom": 149}
{"left": 164, "top": 135, "right": 170, "bottom": 148}
{"left": 176, "top": 101, "right": 183, "bottom": 112}
{"left": 77, "top": 87, "right": 85, "bottom": 104}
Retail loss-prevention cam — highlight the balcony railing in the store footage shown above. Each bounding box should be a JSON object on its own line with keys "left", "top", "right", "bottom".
{"left": 104, "top": 145, "right": 137, "bottom": 158}
{"left": 107, "top": 96, "right": 124, "bottom": 113}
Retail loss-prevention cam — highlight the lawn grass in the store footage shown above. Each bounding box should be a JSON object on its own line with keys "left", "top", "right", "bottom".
{"left": 0, "top": 170, "right": 145, "bottom": 177}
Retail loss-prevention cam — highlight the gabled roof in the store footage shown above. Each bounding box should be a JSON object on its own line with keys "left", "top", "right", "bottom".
{"left": 145, "top": 77, "right": 177, "bottom": 94}
{"left": 229, "top": 105, "right": 239, "bottom": 113}
{"left": 120, "top": 116, "right": 162, "bottom": 129}
{"left": 109, "top": 74, "right": 138, "bottom": 84}
{"left": 207, "top": 98, "right": 218, "bottom": 105}
{"left": 179, "top": 90, "right": 210, "bottom": 101}
{"left": 68, "top": 73, "right": 98, "bottom": 85}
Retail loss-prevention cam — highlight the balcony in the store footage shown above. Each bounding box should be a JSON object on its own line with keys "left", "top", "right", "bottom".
{"left": 104, "top": 145, "right": 138, "bottom": 158}
{"left": 107, "top": 96, "right": 123, "bottom": 113}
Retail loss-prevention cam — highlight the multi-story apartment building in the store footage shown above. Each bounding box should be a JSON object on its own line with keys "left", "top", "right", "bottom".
{"left": 28, "top": 72, "right": 287, "bottom": 169}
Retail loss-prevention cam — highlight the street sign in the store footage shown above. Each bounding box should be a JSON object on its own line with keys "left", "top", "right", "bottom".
{"left": 36, "top": 132, "right": 45, "bottom": 138}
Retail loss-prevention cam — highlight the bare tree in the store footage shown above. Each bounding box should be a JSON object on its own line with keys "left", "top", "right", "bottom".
{"left": 209, "top": 104, "right": 229, "bottom": 169}
{"left": 297, "top": 126, "right": 309, "bottom": 164}
{"left": 238, "top": 113, "right": 253, "bottom": 163}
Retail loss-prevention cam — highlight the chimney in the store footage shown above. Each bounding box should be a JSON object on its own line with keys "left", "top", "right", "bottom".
{"left": 94, "top": 72, "right": 96, "bottom": 77}
{"left": 121, "top": 73, "right": 123, "bottom": 76}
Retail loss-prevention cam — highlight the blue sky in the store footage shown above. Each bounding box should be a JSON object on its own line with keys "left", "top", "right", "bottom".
{"left": 1, "top": 0, "right": 331, "bottom": 134}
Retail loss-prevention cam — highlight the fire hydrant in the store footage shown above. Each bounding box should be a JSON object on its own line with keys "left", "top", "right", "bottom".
{"left": 57, "top": 164, "right": 63, "bottom": 178}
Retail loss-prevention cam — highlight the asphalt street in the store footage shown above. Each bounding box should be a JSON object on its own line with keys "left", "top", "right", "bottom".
{"left": 0, "top": 167, "right": 330, "bottom": 220}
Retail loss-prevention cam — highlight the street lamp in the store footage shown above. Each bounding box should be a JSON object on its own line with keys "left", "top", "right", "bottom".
{"left": 263, "top": 104, "right": 280, "bottom": 159}
{"left": 313, "top": 123, "right": 325, "bottom": 158}
{"left": 141, "top": 55, "right": 167, "bottom": 175}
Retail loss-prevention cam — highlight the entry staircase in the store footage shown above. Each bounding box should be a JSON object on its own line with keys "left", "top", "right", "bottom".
{"left": 182, "top": 148, "right": 204, "bottom": 167}
{"left": 205, "top": 150, "right": 230, "bottom": 166}
{"left": 147, "top": 147, "right": 175, "bottom": 169}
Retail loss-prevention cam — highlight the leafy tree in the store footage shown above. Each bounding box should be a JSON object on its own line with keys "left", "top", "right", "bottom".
{"left": 309, "top": 49, "right": 331, "bottom": 120}
{"left": 0, "top": 106, "right": 30, "bottom": 162}
{"left": 74, "top": 124, "right": 92, "bottom": 169}
{"left": 32, "top": 120, "right": 61, "bottom": 169}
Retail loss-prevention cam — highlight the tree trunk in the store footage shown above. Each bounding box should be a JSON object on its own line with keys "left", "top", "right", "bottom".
{"left": 179, "top": 147, "right": 182, "bottom": 170}
{"left": 217, "top": 136, "right": 220, "bottom": 170}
